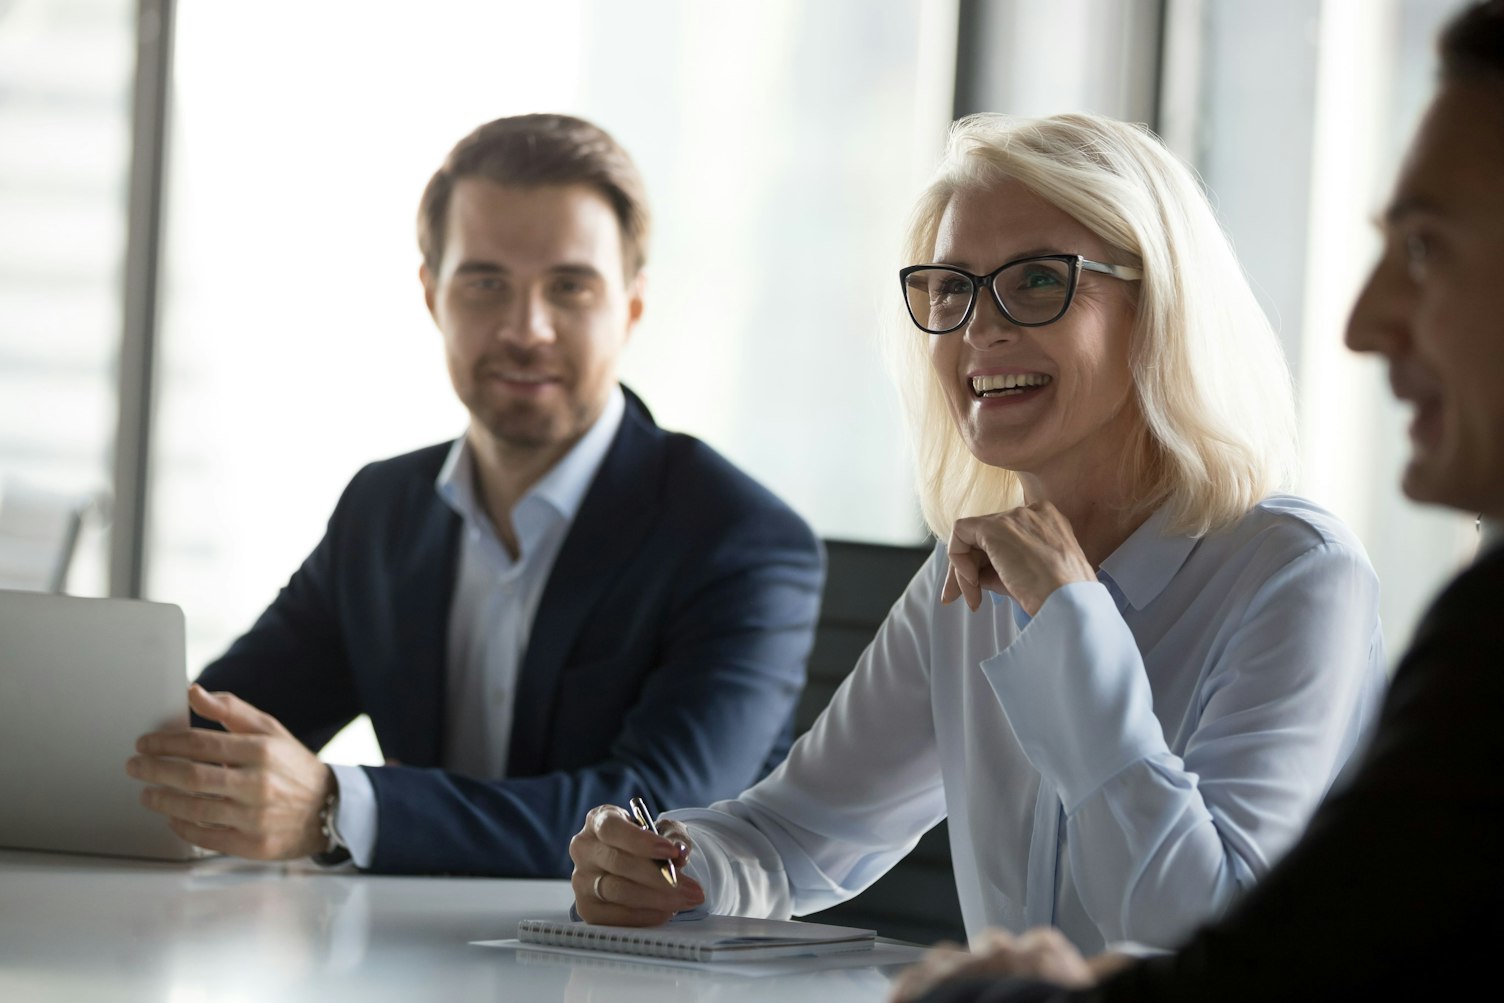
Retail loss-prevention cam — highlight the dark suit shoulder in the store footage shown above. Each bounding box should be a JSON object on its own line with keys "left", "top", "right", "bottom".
{"left": 659, "top": 431, "right": 800, "bottom": 510}
{"left": 1394, "top": 545, "right": 1504, "bottom": 683}
{"left": 657, "top": 431, "right": 818, "bottom": 547}
{"left": 613, "top": 389, "right": 816, "bottom": 545}
{"left": 1412, "top": 543, "right": 1504, "bottom": 637}
{"left": 328, "top": 441, "right": 454, "bottom": 517}
{"left": 317, "top": 441, "right": 459, "bottom": 566}
{"left": 1379, "top": 544, "right": 1504, "bottom": 740}
{"left": 342, "top": 441, "right": 454, "bottom": 495}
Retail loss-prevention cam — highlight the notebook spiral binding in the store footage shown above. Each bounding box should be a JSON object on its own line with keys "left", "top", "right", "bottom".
{"left": 517, "top": 919, "right": 709, "bottom": 962}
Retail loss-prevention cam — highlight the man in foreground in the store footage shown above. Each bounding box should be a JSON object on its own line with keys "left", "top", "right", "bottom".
{"left": 126, "top": 113, "right": 823, "bottom": 876}
{"left": 896, "top": 1, "right": 1504, "bottom": 998}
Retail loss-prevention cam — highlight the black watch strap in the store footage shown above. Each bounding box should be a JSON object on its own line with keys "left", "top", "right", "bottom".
{"left": 311, "top": 845, "right": 352, "bottom": 867}
{"left": 311, "top": 787, "right": 351, "bottom": 867}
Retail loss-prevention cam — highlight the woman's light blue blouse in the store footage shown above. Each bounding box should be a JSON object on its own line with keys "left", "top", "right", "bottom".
{"left": 670, "top": 496, "right": 1387, "bottom": 953}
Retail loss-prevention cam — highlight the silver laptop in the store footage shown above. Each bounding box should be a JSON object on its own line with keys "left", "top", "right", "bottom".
{"left": 0, "top": 588, "right": 205, "bottom": 860}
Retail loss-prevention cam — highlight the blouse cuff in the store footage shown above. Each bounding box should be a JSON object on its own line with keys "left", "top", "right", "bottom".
{"left": 666, "top": 806, "right": 796, "bottom": 920}
{"left": 980, "top": 582, "right": 1166, "bottom": 810}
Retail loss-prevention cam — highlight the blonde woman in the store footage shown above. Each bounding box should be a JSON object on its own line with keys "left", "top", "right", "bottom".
{"left": 568, "top": 113, "right": 1386, "bottom": 954}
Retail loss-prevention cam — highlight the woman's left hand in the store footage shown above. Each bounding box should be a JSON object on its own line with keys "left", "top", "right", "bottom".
{"left": 942, "top": 502, "right": 1096, "bottom": 616}
{"left": 888, "top": 927, "right": 1102, "bottom": 1003}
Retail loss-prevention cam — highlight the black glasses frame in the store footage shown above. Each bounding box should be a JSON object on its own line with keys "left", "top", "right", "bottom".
{"left": 899, "top": 254, "right": 1143, "bottom": 334}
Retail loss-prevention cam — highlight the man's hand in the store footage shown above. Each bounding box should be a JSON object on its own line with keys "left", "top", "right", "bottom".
{"left": 889, "top": 927, "right": 1115, "bottom": 1003}
{"left": 127, "top": 683, "right": 334, "bottom": 860}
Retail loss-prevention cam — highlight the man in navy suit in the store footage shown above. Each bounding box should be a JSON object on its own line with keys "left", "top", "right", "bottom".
{"left": 127, "top": 114, "right": 824, "bottom": 876}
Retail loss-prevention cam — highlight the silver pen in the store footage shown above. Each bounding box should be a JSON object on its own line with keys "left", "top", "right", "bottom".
{"left": 628, "top": 795, "right": 678, "bottom": 888}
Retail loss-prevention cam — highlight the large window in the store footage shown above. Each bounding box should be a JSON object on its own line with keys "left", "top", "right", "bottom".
{"left": 149, "top": 0, "right": 952, "bottom": 760}
{"left": 11, "top": 0, "right": 1484, "bottom": 743}
{"left": 0, "top": 0, "right": 136, "bottom": 596}
{"left": 1166, "top": 0, "right": 1476, "bottom": 658}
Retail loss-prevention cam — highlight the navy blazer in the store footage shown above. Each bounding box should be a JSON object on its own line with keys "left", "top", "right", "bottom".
{"left": 197, "top": 388, "right": 824, "bottom": 876}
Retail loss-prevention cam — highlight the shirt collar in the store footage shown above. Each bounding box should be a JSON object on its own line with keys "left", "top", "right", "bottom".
{"left": 436, "top": 385, "right": 626, "bottom": 528}
{"left": 1096, "top": 504, "right": 1197, "bottom": 612}
{"left": 995, "top": 503, "right": 1191, "bottom": 624}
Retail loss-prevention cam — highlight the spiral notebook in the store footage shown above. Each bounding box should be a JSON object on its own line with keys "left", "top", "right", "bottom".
{"left": 515, "top": 914, "right": 877, "bottom": 963}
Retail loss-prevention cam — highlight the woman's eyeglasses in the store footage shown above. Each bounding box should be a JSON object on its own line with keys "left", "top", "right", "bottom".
{"left": 900, "top": 254, "right": 1143, "bottom": 334}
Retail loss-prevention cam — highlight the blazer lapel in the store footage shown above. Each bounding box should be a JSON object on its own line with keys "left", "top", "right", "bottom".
{"left": 507, "top": 392, "right": 664, "bottom": 775}
{"left": 389, "top": 487, "right": 461, "bottom": 767}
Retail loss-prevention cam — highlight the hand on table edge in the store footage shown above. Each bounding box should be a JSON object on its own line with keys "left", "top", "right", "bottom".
{"left": 888, "top": 926, "right": 1135, "bottom": 1003}
{"left": 127, "top": 683, "right": 335, "bottom": 860}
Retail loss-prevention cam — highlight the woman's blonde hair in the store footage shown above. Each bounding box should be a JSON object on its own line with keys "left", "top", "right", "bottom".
{"left": 887, "top": 112, "right": 1296, "bottom": 539}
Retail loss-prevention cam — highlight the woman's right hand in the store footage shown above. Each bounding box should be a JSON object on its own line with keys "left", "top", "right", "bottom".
{"left": 568, "top": 804, "right": 705, "bottom": 925}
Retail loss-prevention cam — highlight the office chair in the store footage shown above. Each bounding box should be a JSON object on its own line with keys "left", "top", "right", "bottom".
{"left": 797, "top": 537, "right": 968, "bottom": 945}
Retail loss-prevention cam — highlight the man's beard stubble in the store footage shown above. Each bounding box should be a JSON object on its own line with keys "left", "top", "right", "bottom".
{"left": 465, "top": 345, "right": 586, "bottom": 452}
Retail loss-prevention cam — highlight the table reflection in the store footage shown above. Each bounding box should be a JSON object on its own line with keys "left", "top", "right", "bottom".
{"left": 0, "top": 850, "right": 907, "bottom": 1003}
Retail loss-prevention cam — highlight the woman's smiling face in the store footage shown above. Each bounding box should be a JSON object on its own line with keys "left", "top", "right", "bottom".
{"left": 925, "top": 179, "right": 1143, "bottom": 488}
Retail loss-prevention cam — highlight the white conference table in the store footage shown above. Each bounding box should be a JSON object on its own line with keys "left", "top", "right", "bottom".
{"left": 0, "top": 848, "right": 915, "bottom": 1002}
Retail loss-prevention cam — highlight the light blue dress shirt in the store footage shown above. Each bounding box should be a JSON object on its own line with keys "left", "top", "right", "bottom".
{"left": 670, "top": 495, "right": 1386, "bottom": 952}
{"left": 328, "top": 388, "right": 625, "bottom": 867}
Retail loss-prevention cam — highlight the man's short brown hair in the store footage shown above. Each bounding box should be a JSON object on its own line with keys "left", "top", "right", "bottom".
{"left": 1442, "top": 1, "right": 1504, "bottom": 81}
{"left": 417, "top": 113, "right": 650, "bottom": 278}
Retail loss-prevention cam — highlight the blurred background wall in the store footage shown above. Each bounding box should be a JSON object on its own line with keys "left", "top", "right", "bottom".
{"left": 0, "top": 0, "right": 1475, "bottom": 763}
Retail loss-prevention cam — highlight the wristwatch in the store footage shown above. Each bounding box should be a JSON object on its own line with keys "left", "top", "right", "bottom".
{"left": 312, "top": 787, "right": 351, "bottom": 866}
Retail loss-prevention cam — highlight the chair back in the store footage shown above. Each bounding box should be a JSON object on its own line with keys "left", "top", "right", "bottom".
{"left": 797, "top": 538, "right": 968, "bottom": 945}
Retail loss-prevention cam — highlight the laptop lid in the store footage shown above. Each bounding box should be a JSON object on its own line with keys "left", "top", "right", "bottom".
{"left": 0, "top": 588, "right": 204, "bottom": 861}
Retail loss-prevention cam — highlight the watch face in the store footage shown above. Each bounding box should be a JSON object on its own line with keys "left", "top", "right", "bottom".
{"left": 312, "top": 789, "right": 350, "bottom": 866}
{"left": 319, "top": 790, "right": 345, "bottom": 853}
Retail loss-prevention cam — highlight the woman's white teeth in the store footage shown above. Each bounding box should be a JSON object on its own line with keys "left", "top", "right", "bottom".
{"left": 971, "top": 373, "right": 1051, "bottom": 397}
